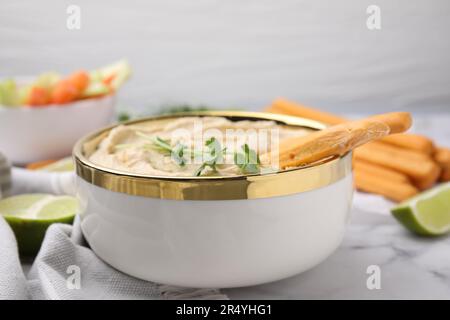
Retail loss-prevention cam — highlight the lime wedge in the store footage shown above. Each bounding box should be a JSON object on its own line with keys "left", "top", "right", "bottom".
{"left": 391, "top": 182, "right": 450, "bottom": 236}
{"left": 0, "top": 194, "right": 78, "bottom": 255}
{"left": 37, "top": 157, "right": 74, "bottom": 172}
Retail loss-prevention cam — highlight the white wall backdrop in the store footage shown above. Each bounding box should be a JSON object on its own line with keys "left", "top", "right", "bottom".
{"left": 1, "top": 0, "right": 449, "bottom": 114}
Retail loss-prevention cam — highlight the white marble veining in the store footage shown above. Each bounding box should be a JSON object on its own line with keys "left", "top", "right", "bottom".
{"left": 225, "top": 209, "right": 450, "bottom": 299}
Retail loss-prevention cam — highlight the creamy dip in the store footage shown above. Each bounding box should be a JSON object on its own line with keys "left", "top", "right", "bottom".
{"left": 88, "top": 116, "right": 311, "bottom": 177}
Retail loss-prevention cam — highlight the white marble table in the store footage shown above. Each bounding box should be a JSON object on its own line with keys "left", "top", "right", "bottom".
{"left": 225, "top": 114, "right": 450, "bottom": 300}
{"left": 225, "top": 208, "right": 450, "bottom": 299}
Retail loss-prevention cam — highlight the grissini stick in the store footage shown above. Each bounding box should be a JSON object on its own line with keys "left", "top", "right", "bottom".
{"left": 263, "top": 112, "right": 412, "bottom": 169}
{"left": 268, "top": 98, "right": 434, "bottom": 154}
{"left": 353, "top": 160, "right": 411, "bottom": 184}
{"left": 381, "top": 134, "right": 434, "bottom": 155}
{"left": 365, "top": 141, "right": 430, "bottom": 161}
{"left": 355, "top": 143, "right": 441, "bottom": 188}
{"left": 441, "top": 168, "right": 450, "bottom": 182}
{"left": 434, "top": 147, "right": 450, "bottom": 182}
{"left": 353, "top": 168, "right": 419, "bottom": 202}
{"left": 265, "top": 99, "right": 347, "bottom": 125}
{"left": 435, "top": 147, "right": 450, "bottom": 166}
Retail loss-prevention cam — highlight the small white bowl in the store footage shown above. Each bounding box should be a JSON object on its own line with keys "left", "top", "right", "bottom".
{"left": 0, "top": 94, "right": 115, "bottom": 165}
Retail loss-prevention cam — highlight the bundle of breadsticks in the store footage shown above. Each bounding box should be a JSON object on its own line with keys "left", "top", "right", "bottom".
{"left": 265, "top": 98, "right": 450, "bottom": 202}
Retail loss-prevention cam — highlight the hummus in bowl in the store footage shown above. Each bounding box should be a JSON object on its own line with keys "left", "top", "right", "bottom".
{"left": 87, "top": 115, "right": 312, "bottom": 177}
{"left": 74, "top": 111, "right": 353, "bottom": 287}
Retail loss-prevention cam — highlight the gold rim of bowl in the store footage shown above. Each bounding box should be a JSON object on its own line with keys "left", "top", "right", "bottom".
{"left": 73, "top": 111, "right": 352, "bottom": 200}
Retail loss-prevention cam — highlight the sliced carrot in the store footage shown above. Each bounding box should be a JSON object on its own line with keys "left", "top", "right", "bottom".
{"left": 68, "top": 70, "right": 89, "bottom": 92}
{"left": 26, "top": 86, "right": 50, "bottom": 106}
{"left": 102, "top": 73, "right": 116, "bottom": 86}
{"left": 51, "top": 80, "right": 79, "bottom": 104}
{"left": 26, "top": 159, "right": 56, "bottom": 170}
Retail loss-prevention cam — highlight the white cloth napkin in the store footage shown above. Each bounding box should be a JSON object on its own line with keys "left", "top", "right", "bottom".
{"left": 0, "top": 152, "right": 11, "bottom": 198}
{"left": 0, "top": 216, "right": 28, "bottom": 299}
{"left": 10, "top": 167, "right": 76, "bottom": 196}
{"left": 0, "top": 168, "right": 227, "bottom": 300}
{"left": 0, "top": 215, "right": 227, "bottom": 300}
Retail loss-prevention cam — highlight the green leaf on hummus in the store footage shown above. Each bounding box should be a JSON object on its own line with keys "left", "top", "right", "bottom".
{"left": 234, "top": 144, "right": 260, "bottom": 174}
{"left": 194, "top": 137, "right": 227, "bottom": 176}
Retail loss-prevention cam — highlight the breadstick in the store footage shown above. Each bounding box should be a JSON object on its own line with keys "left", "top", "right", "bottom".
{"left": 366, "top": 142, "right": 439, "bottom": 189}
{"left": 354, "top": 168, "right": 419, "bottom": 202}
{"left": 267, "top": 98, "right": 433, "bottom": 154}
{"left": 434, "top": 147, "right": 450, "bottom": 182}
{"left": 365, "top": 113, "right": 412, "bottom": 134}
{"left": 354, "top": 160, "right": 410, "bottom": 183}
{"left": 354, "top": 144, "right": 440, "bottom": 182}
{"left": 269, "top": 98, "right": 347, "bottom": 125}
{"left": 381, "top": 134, "right": 435, "bottom": 155}
{"left": 441, "top": 168, "right": 450, "bottom": 182}
{"left": 434, "top": 147, "right": 450, "bottom": 167}
{"left": 413, "top": 164, "right": 441, "bottom": 190}
{"left": 271, "top": 112, "right": 412, "bottom": 169}
{"left": 369, "top": 141, "right": 431, "bottom": 162}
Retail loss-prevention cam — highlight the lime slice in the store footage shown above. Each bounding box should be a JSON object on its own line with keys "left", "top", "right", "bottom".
{"left": 0, "top": 194, "right": 78, "bottom": 255}
{"left": 38, "top": 157, "right": 74, "bottom": 172}
{"left": 391, "top": 182, "right": 450, "bottom": 236}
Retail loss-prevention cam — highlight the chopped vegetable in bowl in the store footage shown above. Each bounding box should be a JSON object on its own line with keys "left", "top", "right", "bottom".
{"left": 0, "top": 60, "right": 131, "bottom": 108}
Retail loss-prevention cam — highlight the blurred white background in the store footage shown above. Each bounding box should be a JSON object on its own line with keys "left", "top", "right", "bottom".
{"left": 1, "top": 0, "right": 449, "bottom": 114}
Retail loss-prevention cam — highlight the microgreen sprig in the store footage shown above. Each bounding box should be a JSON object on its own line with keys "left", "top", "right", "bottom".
{"left": 194, "top": 137, "right": 227, "bottom": 176}
{"left": 171, "top": 142, "right": 188, "bottom": 166}
{"left": 234, "top": 144, "right": 261, "bottom": 174}
{"left": 131, "top": 131, "right": 261, "bottom": 176}
{"left": 151, "top": 136, "right": 173, "bottom": 155}
{"left": 136, "top": 132, "right": 189, "bottom": 167}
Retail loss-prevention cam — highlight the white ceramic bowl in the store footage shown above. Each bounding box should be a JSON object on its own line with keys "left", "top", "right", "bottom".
{"left": 74, "top": 111, "right": 354, "bottom": 288}
{"left": 0, "top": 94, "right": 115, "bottom": 165}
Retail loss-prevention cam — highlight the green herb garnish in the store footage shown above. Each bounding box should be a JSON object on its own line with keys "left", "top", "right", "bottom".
{"left": 194, "top": 137, "right": 227, "bottom": 176}
{"left": 136, "top": 132, "right": 189, "bottom": 167}
{"left": 171, "top": 142, "right": 188, "bottom": 166}
{"left": 151, "top": 136, "right": 173, "bottom": 155}
{"left": 156, "top": 104, "right": 211, "bottom": 115}
{"left": 117, "top": 111, "right": 131, "bottom": 122}
{"left": 234, "top": 144, "right": 261, "bottom": 174}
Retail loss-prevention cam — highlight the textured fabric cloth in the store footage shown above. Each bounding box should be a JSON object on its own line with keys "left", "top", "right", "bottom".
{"left": 2, "top": 168, "right": 226, "bottom": 299}
{"left": 0, "top": 217, "right": 28, "bottom": 299}
{"left": 0, "top": 215, "right": 227, "bottom": 300}
{"left": 0, "top": 152, "right": 11, "bottom": 198}
{"left": 10, "top": 167, "right": 75, "bottom": 196}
